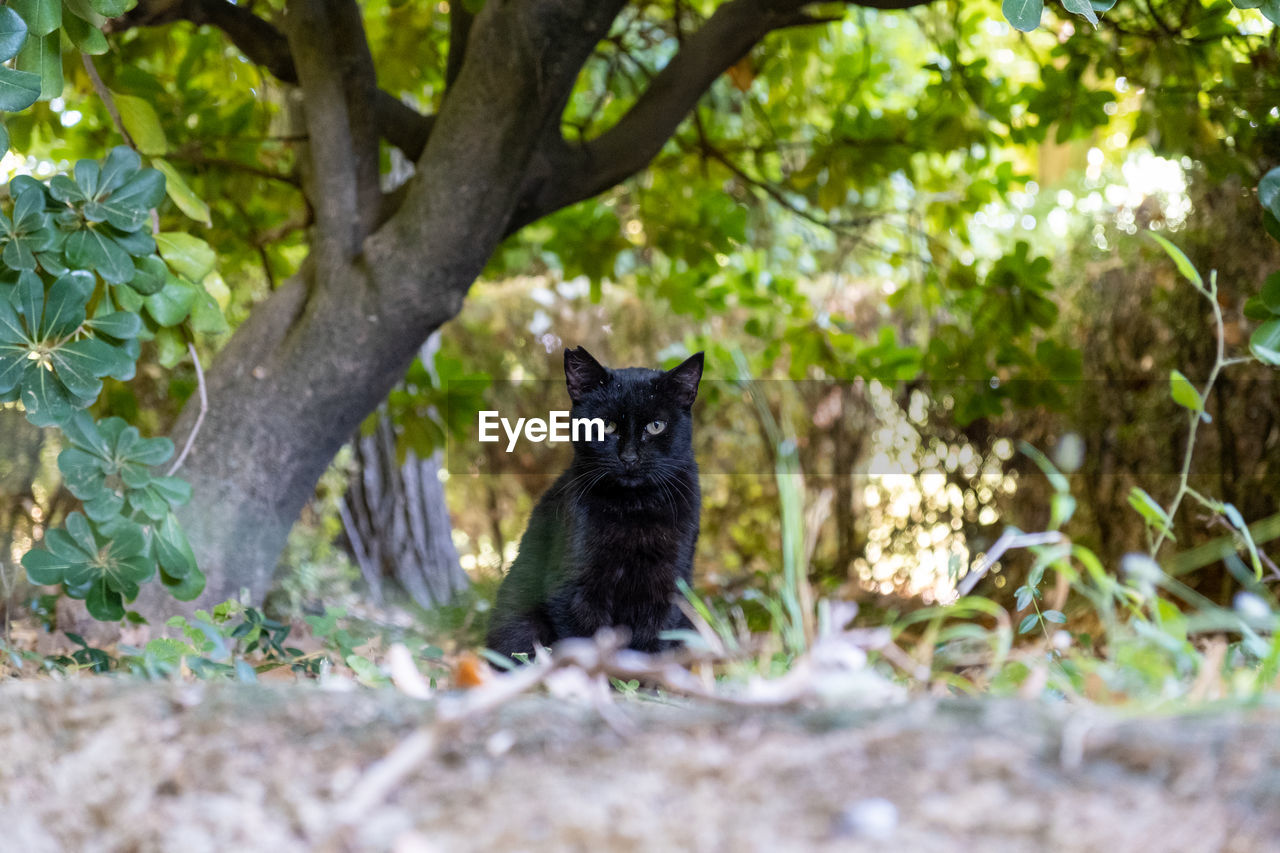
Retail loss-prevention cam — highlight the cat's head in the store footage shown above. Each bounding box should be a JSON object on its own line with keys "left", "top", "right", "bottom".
{"left": 563, "top": 346, "right": 703, "bottom": 488}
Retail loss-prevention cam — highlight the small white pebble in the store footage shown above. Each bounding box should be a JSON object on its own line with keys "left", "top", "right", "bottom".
{"left": 1234, "top": 591, "right": 1272, "bottom": 624}
{"left": 485, "top": 730, "right": 516, "bottom": 757}
{"left": 836, "top": 797, "right": 898, "bottom": 840}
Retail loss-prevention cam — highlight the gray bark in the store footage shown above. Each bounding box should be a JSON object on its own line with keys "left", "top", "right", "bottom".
{"left": 341, "top": 410, "right": 468, "bottom": 608}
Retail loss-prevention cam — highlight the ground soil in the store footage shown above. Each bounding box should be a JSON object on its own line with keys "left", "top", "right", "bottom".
{"left": 0, "top": 680, "right": 1277, "bottom": 852}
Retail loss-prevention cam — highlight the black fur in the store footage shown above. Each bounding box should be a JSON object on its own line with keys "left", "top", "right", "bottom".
{"left": 485, "top": 347, "right": 703, "bottom": 659}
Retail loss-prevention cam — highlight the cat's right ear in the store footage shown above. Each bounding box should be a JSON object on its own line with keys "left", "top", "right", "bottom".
{"left": 564, "top": 346, "right": 609, "bottom": 403}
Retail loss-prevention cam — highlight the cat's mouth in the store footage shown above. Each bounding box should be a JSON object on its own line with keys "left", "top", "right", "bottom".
{"left": 613, "top": 473, "right": 646, "bottom": 487}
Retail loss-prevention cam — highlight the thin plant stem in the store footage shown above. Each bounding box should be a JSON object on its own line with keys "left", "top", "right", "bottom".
{"left": 167, "top": 343, "right": 208, "bottom": 476}
{"left": 1151, "top": 271, "right": 1225, "bottom": 557}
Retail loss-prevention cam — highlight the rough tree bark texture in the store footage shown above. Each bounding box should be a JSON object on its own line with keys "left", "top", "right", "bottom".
{"left": 341, "top": 411, "right": 468, "bottom": 608}
{"left": 117, "top": 0, "right": 933, "bottom": 614}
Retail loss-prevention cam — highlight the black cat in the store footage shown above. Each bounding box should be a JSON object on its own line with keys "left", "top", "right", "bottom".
{"left": 485, "top": 346, "right": 703, "bottom": 659}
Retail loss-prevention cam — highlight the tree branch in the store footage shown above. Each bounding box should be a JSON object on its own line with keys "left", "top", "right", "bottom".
{"left": 507, "top": 0, "right": 936, "bottom": 232}
{"left": 445, "top": 5, "right": 475, "bottom": 89}
{"left": 285, "top": 0, "right": 383, "bottom": 261}
{"left": 112, "top": 0, "right": 435, "bottom": 160}
{"left": 366, "top": 0, "right": 628, "bottom": 312}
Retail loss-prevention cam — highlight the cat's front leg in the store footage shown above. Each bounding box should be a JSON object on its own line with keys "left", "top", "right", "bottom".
{"left": 486, "top": 606, "right": 557, "bottom": 661}
{"left": 548, "top": 583, "right": 610, "bottom": 643}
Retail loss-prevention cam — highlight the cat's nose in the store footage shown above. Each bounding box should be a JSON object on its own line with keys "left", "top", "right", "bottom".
{"left": 619, "top": 447, "right": 639, "bottom": 465}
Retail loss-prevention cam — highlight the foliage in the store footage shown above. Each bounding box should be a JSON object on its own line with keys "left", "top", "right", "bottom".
{"left": 0, "top": 148, "right": 214, "bottom": 619}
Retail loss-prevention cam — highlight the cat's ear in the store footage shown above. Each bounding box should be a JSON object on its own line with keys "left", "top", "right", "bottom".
{"left": 564, "top": 346, "right": 609, "bottom": 403}
{"left": 660, "top": 352, "right": 704, "bottom": 408}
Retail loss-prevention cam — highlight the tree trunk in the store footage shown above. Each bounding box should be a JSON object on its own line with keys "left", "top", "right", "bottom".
{"left": 341, "top": 409, "right": 468, "bottom": 608}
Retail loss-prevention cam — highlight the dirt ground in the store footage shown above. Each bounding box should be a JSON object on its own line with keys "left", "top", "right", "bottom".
{"left": 0, "top": 679, "right": 1278, "bottom": 852}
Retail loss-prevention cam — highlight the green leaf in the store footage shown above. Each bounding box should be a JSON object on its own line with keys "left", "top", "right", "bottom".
{"left": 1245, "top": 297, "right": 1271, "bottom": 321}
{"left": 1017, "top": 613, "right": 1039, "bottom": 634}
{"left": 0, "top": 66, "right": 41, "bottom": 112}
{"left": 62, "top": 11, "right": 108, "bottom": 54}
{"left": 58, "top": 446, "right": 108, "bottom": 492}
{"left": 40, "top": 271, "right": 93, "bottom": 338}
{"left": 65, "top": 227, "right": 135, "bottom": 283}
{"left": 112, "top": 93, "right": 169, "bottom": 155}
{"left": 129, "top": 254, "right": 168, "bottom": 295}
{"left": 86, "top": 579, "right": 125, "bottom": 621}
{"left": 151, "top": 158, "right": 211, "bottom": 226}
{"left": 0, "top": 297, "right": 27, "bottom": 345}
{"left": 1168, "top": 369, "right": 1203, "bottom": 413}
{"left": 1148, "top": 233, "right": 1204, "bottom": 291}
{"left": 49, "top": 175, "right": 87, "bottom": 204}
{"left": 82, "top": 487, "right": 124, "bottom": 522}
{"left": 0, "top": 7, "right": 29, "bottom": 62}
{"left": 10, "top": 0, "right": 60, "bottom": 37}
{"left": 1251, "top": 318, "right": 1280, "bottom": 366}
{"left": 1015, "top": 586, "right": 1034, "bottom": 611}
{"left": 155, "top": 513, "right": 196, "bottom": 579}
{"left": 49, "top": 337, "right": 120, "bottom": 398}
{"left": 12, "top": 182, "right": 48, "bottom": 228}
{"left": 1261, "top": 272, "right": 1280, "bottom": 314}
{"left": 74, "top": 159, "right": 101, "bottom": 198}
{"left": 1061, "top": 0, "right": 1098, "bottom": 25}
{"left": 19, "top": 360, "right": 74, "bottom": 426}
{"left": 88, "top": 0, "right": 136, "bottom": 16}
{"left": 1002, "top": 0, "right": 1043, "bottom": 30}
{"left": 129, "top": 433, "right": 174, "bottom": 466}
{"left": 154, "top": 326, "right": 186, "bottom": 367}
{"left": 144, "top": 637, "right": 190, "bottom": 664}
{"left": 108, "top": 225, "right": 156, "bottom": 257}
{"left": 61, "top": 409, "right": 109, "bottom": 454}
{"left": 15, "top": 31, "right": 62, "bottom": 101}
{"left": 155, "top": 232, "right": 216, "bottom": 281}
{"left": 1262, "top": 0, "right": 1280, "bottom": 29}
{"left": 112, "top": 282, "right": 143, "bottom": 312}
{"left": 1019, "top": 441, "right": 1069, "bottom": 493}
{"left": 160, "top": 562, "right": 205, "bottom": 601}
{"left": 22, "top": 547, "right": 71, "bottom": 585}
{"left": 16, "top": 269, "right": 42, "bottom": 331}
{"left": 144, "top": 277, "right": 198, "bottom": 326}
{"left": 62, "top": 513, "right": 96, "bottom": 557}
{"left": 1043, "top": 610, "right": 1066, "bottom": 624}
{"left": 189, "top": 287, "right": 228, "bottom": 334}
{"left": 97, "top": 146, "right": 141, "bottom": 195}
{"left": 149, "top": 475, "right": 190, "bottom": 505}
{"left": 0, "top": 347, "right": 26, "bottom": 394}
{"left": 85, "top": 310, "right": 141, "bottom": 339}
{"left": 86, "top": 173, "right": 164, "bottom": 231}
{"left": 1128, "top": 486, "right": 1176, "bottom": 541}
{"left": 1261, "top": 168, "right": 1280, "bottom": 222}
{"left": 109, "top": 169, "right": 166, "bottom": 213}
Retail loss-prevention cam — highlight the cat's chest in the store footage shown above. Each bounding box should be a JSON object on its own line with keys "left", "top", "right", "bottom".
{"left": 577, "top": 514, "right": 682, "bottom": 571}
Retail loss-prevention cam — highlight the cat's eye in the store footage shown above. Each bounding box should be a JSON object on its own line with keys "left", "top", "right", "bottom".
{"left": 603, "top": 421, "right": 617, "bottom": 435}
{"left": 645, "top": 420, "right": 666, "bottom": 435}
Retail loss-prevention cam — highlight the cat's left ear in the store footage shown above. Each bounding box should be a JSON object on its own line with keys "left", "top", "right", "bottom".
{"left": 565, "top": 346, "right": 610, "bottom": 403}
{"left": 661, "top": 352, "right": 704, "bottom": 408}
